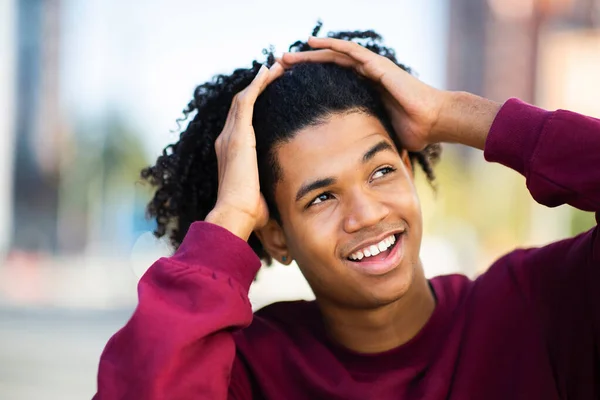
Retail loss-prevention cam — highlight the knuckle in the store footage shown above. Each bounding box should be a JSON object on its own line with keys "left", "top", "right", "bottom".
{"left": 236, "top": 92, "right": 250, "bottom": 106}
{"left": 228, "top": 134, "right": 245, "bottom": 148}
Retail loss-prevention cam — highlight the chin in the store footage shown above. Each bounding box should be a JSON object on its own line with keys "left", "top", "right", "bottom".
{"left": 359, "top": 259, "right": 417, "bottom": 308}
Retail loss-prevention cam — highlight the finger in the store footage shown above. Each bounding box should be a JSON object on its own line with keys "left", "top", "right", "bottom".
{"left": 281, "top": 49, "right": 356, "bottom": 68}
{"left": 265, "top": 62, "right": 284, "bottom": 86}
{"left": 244, "top": 64, "right": 271, "bottom": 100}
{"left": 274, "top": 57, "right": 292, "bottom": 70}
{"left": 220, "top": 97, "right": 238, "bottom": 136}
{"left": 234, "top": 65, "right": 270, "bottom": 123}
{"left": 306, "top": 37, "right": 374, "bottom": 64}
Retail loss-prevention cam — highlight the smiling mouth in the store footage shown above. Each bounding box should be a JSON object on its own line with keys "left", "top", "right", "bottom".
{"left": 346, "top": 233, "right": 401, "bottom": 263}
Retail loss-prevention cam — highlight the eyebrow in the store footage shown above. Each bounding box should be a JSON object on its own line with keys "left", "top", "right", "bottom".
{"left": 363, "top": 140, "right": 394, "bottom": 163}
{"left": 295, "top": 177, "right": 336, "bottom": 202}
{"left": 295, "top": 140, "right": 396, "bottom": 203}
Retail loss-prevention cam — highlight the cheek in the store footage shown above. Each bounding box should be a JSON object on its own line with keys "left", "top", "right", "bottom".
{"left": 388, "top": 182, "right": 423, "bottom": 255}
{"left": 283, "top": 214, "right": 344, "bottom": 287}
{"left": 288, "top": 241, "right": 332, "bottom": 298}
{"left": 291, "top": 216, "right": 339, "bottom": 264}
{"left": 381, "top": 175, "right": 421, "bottom": 216}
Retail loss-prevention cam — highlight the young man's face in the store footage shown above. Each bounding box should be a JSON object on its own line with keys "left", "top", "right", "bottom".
{"left": 271, "top": 111, "right": 423, "bottom": 309}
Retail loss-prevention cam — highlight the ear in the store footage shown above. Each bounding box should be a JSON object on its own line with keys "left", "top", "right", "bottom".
{"left": 400, "top": 149, "right": 414, "bottom": 177}
{"left": 254, "top": 219, "right": 293, "bottom": 265}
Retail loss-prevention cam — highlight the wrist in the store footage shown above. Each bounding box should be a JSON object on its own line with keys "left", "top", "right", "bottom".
{"left": 431, "top": 91, "right": 501, "bottom": 150}
{"left": 205, "top": 206, "right": 255, "bottom": 241}
{"left": 429, "top": 91, "right": 465, "bottom": 144}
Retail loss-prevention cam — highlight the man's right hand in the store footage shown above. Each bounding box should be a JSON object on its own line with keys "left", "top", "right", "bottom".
{"left": 206, "top": 63, "right": 284, "bottom": 241}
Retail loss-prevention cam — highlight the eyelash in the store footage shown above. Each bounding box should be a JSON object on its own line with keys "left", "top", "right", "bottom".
{"left": 307, "top": 166, "right": 397, "bottom": 208}
{"left": 371, "top": 166, "right": 396, "bottom": 180}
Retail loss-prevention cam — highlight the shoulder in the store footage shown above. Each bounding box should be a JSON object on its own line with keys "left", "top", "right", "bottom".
{"left": 430, "top": 273, "right": 472, "bottom": 295}
{"left": 254, "top": 299, "right": 318, "bottom": 327}
{"left": 479, "top": 227, "right": 597, "bottom": 293}
{"left": 233, "top": 300, "right": 319, "bottom": 346}
{"left": 465, "top": 227, "right": 598, "bottom": 323}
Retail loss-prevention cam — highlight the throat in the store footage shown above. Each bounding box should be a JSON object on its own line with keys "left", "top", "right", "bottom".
{"left": 318, "top": 267, "right": 436, "bottom": 354}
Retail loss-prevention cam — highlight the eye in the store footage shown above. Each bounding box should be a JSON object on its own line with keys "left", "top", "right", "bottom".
{"left": 308, "top": 192, "right": 334, "bottom": 207}
{"left": 371, "top": 166, "right": 396, "bottom": 181}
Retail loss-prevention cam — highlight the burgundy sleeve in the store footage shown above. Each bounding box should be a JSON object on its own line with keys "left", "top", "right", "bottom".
{"left": 485, "top": 98, "right": 599, "bottom": 258}
{"left": 93, "top": 222, "right": 259, "bottom": 400}
{"left": 485, "top": 98, "right": 600, "bottom": 215}
{"left": 484, "top": 98, "right": 600, "bottom": 392}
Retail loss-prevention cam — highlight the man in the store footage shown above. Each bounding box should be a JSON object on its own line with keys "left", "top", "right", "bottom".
{"left": 95, "top": 35, "right": 599, "bottom": 399}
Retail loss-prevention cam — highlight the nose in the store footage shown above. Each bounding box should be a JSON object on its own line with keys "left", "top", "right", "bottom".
{"left": 343, "top": 189, "right": 390, "bottom": 234}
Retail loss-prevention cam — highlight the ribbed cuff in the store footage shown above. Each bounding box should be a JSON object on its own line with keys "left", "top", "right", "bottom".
{"left": 171, "top": 221, "right": 261, "bottom": 292}
{"left": 484, "top": 98, "right": 552, "bottom": 176}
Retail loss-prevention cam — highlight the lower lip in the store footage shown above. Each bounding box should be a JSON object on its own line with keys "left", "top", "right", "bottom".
{"left": 345, "top": 234, "right": 404, "bottom": 276}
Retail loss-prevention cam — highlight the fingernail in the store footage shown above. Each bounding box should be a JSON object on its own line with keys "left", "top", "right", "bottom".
{"left": 270, "top": 62, "right": 281, "bottom": 70}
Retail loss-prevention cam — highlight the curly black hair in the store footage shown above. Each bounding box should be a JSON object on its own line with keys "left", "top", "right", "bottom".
{"left": 141, "top": 23, "right": 442, "bottom": 263}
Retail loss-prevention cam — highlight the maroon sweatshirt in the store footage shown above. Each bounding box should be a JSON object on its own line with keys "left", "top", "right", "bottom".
{"left": 94, "top": 99, "right": 600, "bottom": 399}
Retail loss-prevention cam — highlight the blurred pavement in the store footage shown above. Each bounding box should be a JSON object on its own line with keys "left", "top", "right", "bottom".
{"left": 0, "top": 251, "right": 315, "bottom": 399}
{"left": 0, "top": 305, "right": 132, "bottom": 400}
{"left": 0, "top": 254, "right": 138, "bottom": 399}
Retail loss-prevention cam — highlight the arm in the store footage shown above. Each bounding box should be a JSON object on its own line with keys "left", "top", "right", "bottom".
{"left": 419, "top": 87, "right": 600, "bottom": 216}
{"left": 422, "top": 90, "right": 600, "bottom": 388}
{"left": 94, "top": 222, "right": 258, "bottom": 399}
{"left": 436, "top": 92, "right": 599, "bottom": 214}
{"left": 94, "top": 63, "right": 282, "bottom": 400}
{"left": 480, "top": 98, "right": 600, "bottom": 391}
{"left": 484, "top": 97, "right": 600, "bottom": 214}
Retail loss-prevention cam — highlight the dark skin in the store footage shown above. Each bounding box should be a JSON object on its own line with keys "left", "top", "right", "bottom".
{"left": 260, "top": 111, "right": 434, "bottom": 353}
{"left": 207, "top": 37, "right": 501, "bottom": 354}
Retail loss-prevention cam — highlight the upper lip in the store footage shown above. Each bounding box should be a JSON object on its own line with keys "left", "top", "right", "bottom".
{"left": 344, "top": 229, "right": 405, "bottom": 259}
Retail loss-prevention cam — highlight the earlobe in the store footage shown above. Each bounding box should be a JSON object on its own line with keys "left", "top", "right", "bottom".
{"left": 254, "top": 219, "right": 292, "bottom": 264}
{"left": 280, "top": 255, "right": 292, "bottom": 265}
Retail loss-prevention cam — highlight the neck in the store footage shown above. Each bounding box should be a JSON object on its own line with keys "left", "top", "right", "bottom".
{"left": 319, "top": 265, "right": 435, "bottom": 354}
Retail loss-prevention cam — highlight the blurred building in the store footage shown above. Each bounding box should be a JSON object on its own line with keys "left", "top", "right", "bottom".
{"left": 0, "top": 0, "right": 16, "bottom": 257}
{"left": 447, "top": 0, "right": 599, "bottom": 104}
{"left": 11, "top": 0, "right": 64, "bottom": 253}
{"left": 445, "top": 0, "right": 599, "bottom": 254}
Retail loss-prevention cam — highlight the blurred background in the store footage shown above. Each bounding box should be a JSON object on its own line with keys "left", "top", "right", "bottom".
{"left": 0, "top": 0, "right": 598, "bottom": 398}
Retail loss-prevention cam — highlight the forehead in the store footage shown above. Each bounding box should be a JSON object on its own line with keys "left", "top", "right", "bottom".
{"left": 275, "top": 112, "right": 397, "bottom": 186}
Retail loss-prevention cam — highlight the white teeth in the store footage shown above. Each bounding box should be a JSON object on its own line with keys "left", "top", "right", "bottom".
{"left": 348, "top": 234, "right": 398, "bottom": 261}
{"left": 349, "top": 250, "right": 365, "bottom": 261}
{"left": 369, "top": 245, "right": 380, "bottom": 256}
